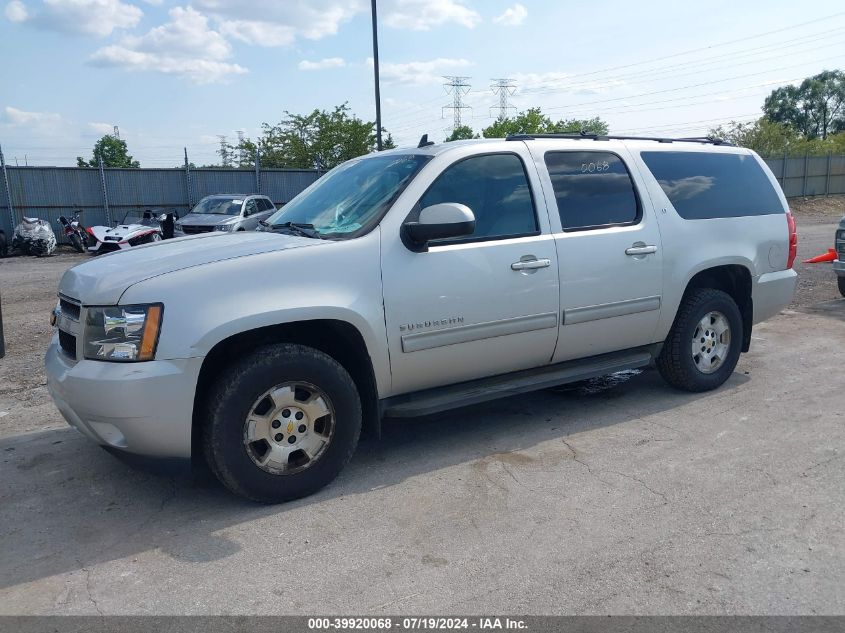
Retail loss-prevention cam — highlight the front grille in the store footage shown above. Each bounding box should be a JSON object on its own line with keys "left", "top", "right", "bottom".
{"left": 181, "top": 225, "right": 214, "bottom": 235}
{"left": 59, "top": 297, "right": 80, "bottom": 321}
{"left": 59, "top": 330, "right": 77, "bottom": 359}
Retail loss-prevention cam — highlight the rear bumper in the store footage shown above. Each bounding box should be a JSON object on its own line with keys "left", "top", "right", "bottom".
{"left": 752, "top": 269, "right": 797, "bottom": 324}
{"left": 45, "top": 337, "right": 202, "bottom": 459}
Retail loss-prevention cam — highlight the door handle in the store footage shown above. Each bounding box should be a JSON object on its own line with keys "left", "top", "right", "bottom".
{"left": 511, "top": 258, "right": 551, "bottom": 271}
{"left": 625, "top": 245, "right": 657, "bottom": 256}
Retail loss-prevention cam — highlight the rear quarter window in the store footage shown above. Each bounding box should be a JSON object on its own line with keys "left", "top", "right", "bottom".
{"left": 640, "top": 151, "right": 784, "bottom": 220}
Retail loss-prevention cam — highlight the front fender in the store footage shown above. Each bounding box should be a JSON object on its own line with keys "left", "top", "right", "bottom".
{"left": 119, "top": 230, "right": 391, "bottom": 394}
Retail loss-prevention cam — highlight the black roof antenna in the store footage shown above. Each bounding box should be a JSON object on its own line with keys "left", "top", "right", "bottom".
{"left": 417, "top": 134, "right": 435, "bottom": 148}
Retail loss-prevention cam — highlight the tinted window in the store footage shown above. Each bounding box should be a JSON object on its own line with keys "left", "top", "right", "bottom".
{"left": 641, "top": 151, "right": 784, "bottom": 219}
{"left": 544, "top": 151, "right": 639, "bottom": 231}
{"left": 419, "top": 153, "right": 537, "bottom": 241}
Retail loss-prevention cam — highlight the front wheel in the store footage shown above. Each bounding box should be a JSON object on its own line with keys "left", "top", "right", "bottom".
{"left": 70, "top": 234, "right": 84, "bottom": 253}
{"left": 657, "top": 288, "right": 743, "bottom": 392}
{"left": 203, "top": 344, "right": 361, "bottom": 503}
{"left": 838, "top": 276, "right": 845, "bottom": 298}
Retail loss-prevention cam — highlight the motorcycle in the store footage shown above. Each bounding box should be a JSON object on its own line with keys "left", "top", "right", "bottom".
{"left": 87, "top": 209, "right": 178, "bottom": 255}
{"left": 58, "top": 208, "right": 90, "bottom": 253}
{"left": 11, "top": 217, "right": 57, "bottom": 257}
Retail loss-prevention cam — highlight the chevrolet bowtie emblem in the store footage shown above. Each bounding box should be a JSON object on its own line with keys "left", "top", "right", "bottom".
{"left": 287, "top": 421, "right": 294, "bottom": 434}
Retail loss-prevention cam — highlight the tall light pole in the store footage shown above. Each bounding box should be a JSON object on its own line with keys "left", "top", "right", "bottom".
{"left": 371, "top": 0, "right": 383, "bottom": 151}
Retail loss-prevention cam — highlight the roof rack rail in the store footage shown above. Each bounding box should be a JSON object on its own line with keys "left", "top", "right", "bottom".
{"left": 505, "top": 133, "right": 731, "bottom": 146}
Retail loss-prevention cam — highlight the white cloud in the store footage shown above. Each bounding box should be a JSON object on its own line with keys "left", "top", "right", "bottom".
{"left": 193, "top": 0, "right": 364, "bottom": 46}
{"left": 514, "top": 71, "right": 624, "bottom": 96}
{"left": 384, "top": 0, "right": 480, "bottom": 30}
{"left": 219, "top": 19, "right": 296, "bottom": 46}
{"left": 493, "top": 3, "right": 526, "bottom": 26}
{"left": 368, "top": 57, "right": 472, "bottom": 86}
{"left": 7, "top": 0, "right": 142, "bottom": 37}
{"left": 5, "top": 1, "right": 28, "bottom": 21}
{"left": 3, "top": 106, "right": 62, "bottom": 126}
{"left": 89, "top": 7, "right": 247, "bottom": 84}
{"left": 88, "top": 122, "right": 115, "bottom": 134}
{"left": 298, "top": 57, "right": 346, "bottom": 71}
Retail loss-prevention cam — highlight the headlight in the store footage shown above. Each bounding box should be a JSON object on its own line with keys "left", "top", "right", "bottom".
{"left": 83, "top": 304, "right": 163, "bottom": 362}
{"left": 215, "top": 224, "right": 234, "bottom": 232}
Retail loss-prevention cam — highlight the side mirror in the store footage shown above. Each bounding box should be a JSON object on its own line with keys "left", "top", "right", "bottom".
{"left": 403, "top": 203, "right": 475, "bottom": 248}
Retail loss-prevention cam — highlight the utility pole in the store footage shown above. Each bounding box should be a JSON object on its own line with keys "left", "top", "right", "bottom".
{"left": 490, "top": 78, "right": 516, "bottom": 120}
{"left": 371, "top": 0, "right": 383, "bottom": 151}
{"left": 217, "top": 135, "right": 231, "bottom": 168}
{"left": 184, "top": 147, "right": 192, "bottom": 208}
{"left": 0, "top": 143, "right": 12, "bottom": 359}
{"left": 443, "top": 76, "right": 472, "bottom": 130}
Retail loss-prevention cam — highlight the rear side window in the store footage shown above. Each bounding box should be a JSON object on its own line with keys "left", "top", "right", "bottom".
{"left": 544, "top": 151, "right": 640, "bottom": 231}
{"left": 641, "top": 151, "right": 784, "bottom": 219}
{"left": 419, "top": 153, "right": 538, "bottom": 242}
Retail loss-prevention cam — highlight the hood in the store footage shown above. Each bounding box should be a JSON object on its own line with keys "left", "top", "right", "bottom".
{"left": 59, "top": 231, "right": 322, "bottom": 305}
{"left": 177, "top": 213, "right": 238, "bottom": 227}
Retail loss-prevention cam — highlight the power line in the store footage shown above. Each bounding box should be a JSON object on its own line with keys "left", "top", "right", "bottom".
{"left": 490, "top": 78, "right": 516, "bottom": 120}
{"left": 442, "top": 76, "right": 472, "bottom": 129}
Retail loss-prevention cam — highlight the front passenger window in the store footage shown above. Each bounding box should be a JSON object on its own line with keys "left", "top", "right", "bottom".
{"left": 419, "top": 153, "right": 538, "bottom": 242}
{"left": 244, "top": 200, "right": 258, "bottom": 216}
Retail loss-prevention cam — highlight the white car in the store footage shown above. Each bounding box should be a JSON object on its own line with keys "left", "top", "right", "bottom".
{"left": 174, "top": 194, "right": 276, "bottom": 235}
{"left": 47, "top": 134, "right": 797, "bottom": 502}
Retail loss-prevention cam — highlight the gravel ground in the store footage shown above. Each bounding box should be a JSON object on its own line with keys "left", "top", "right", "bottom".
{"left": 0, "top": 202, "right": 842, "bottom": 615}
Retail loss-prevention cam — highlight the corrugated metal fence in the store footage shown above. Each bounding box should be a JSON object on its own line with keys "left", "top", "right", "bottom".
{"left": 0, "top": 165, "right": 320, "bottom": 241}
{"left": 764, "top": 154, "right": 845, "bottom": 198}
{"left": 1, "top": 156, "right": 844, "bottom": 242}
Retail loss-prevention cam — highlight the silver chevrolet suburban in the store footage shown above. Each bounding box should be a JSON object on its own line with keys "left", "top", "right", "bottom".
{"left": 46, "top": 135, "right": 798, "bottom": 502}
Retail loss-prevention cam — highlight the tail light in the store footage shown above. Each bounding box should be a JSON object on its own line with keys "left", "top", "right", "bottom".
{"left": 786, "top": 211, "right": 798, "bottom": 269}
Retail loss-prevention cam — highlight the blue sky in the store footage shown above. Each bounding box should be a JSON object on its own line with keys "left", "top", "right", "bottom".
{"left": 1, "top": 0, "right": 844, "bottom": 166}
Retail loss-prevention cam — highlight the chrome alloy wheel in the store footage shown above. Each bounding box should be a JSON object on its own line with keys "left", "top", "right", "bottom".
{"left": 691, "top": 311, "right": 731, "bottom": 374}
{"left": 243, "top": 382, "right": 335, "bottom": 474}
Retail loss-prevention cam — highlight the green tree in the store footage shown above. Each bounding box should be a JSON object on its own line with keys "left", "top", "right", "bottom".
{"left": 482, "top": 108, "right": 609, "bottom": 138}
{"left": 259, "top": 103, "right": 384, "bottom": 169}
{"left": 763, "top": 70, "right": 845, "bottom": 139}
{"left": 445, "top": 125, "right": 479, "bottom": 141}
{"left": 483, "top": 107, "right": 552, "bottom": 137}
{"left": 552, "top": 117, "right": 609, "bottom": 135}
{"left": 709, "top": 117, "right": 845, "bottom": 156}
{"left": 382, "top": 132, "right": 397, "bottom": 150}
{"left": 76, "top": 135, "right": 140, "bottom": 168}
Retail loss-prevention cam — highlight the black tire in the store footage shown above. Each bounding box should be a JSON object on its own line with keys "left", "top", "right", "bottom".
{"left": 203, "top": 343, "right": 361, "bottom": 503}
{"left": 657, "top": 288, "right": 743, "bottom": 392}
{"left": 70, "top": 234, "right": 84, "bottom": 253}
{"left": 838, "top": 276, "right": 845, "bottom": 298}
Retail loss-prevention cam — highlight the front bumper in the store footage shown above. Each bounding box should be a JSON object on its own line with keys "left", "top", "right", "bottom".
{"left": 752, "top": 269, "right": 797, "bottom": 324}
{"left": 45, "top": 337, "right": 203, "bottom": 459}
{"left": 833, "top": 259, "right": 845, "bottom": 277}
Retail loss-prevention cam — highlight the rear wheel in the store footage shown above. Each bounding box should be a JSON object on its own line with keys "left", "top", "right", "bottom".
{"left": 657, "top": 288, "right": 743, "bottom": 392}
{"left": 203, "top": 344, "right": 361, "bottom": 503}
{"left": 838, "top": 276, "right": 845, "bottom": 298}
{"left": 70, "top": 234, "right": 84, "bottom": 253}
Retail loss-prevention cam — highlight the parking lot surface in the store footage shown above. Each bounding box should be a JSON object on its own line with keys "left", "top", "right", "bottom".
{"left": 0, "top": 205, "right": 842, "bottom": 615}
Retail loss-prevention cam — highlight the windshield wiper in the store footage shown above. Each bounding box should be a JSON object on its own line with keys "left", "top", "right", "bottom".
{"left": 265, "top": 221, "right": 324, "bottom": 239}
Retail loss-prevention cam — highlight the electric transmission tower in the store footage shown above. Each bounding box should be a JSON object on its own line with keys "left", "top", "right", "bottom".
{"left": 113, "top": 125, "right": 120, "bottom": 139}
{"left": 236, "top": 130, "right": 246, "bottom": 166}
{"left": 442, "top": 76, "right": 472, "bottom": 130}
{"left": 217, "top": 135, "right": 231, "bottom": 168}
{"left": 490, "top": 78, "right": 516, "bottom": 120}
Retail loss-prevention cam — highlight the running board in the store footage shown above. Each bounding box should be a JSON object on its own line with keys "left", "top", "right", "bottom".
{"left": 381, "top": 347, "right": 655, "bottom": 418}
